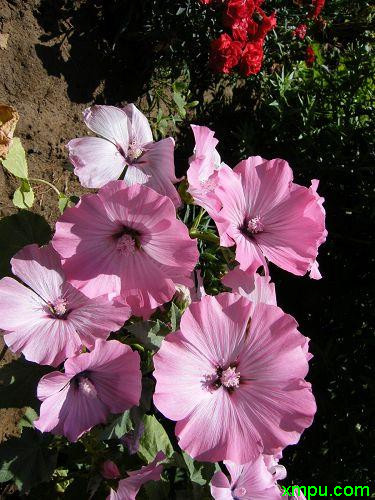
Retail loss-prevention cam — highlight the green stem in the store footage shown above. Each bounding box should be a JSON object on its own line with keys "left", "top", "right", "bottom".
{"left": 29, "top": 177, "right": 61, "bottom": 197}
{"left": 190, "top": 208, "right": 206, "bottom": 232}
{"left": 189, "top": 229, "right": 220, "bottom": 245}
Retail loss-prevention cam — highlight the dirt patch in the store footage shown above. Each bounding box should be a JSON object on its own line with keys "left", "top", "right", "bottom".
{"left": 0, "top": 0, "right": 100, "bottom": 439}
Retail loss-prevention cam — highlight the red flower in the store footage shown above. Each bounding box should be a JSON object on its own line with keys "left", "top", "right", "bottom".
{"left": 223, "top": 0, "right": 255, "bottom": 28}
{"left": 312, "top": 0, "right": 325, "bottom": 18}
{"left": 305, "top": 45, "right": 316, "bottom": 67}
{"left": 239, "top": 40, "right": 264, "bottom": 76}
{"left": 293, "top": 23, "right": 307, "bottom": 40}
{"left": 256, "top": 10, "right": 277, "bottom": 39}
{"left": 209, "top": 34, "right": 243, "bottom": 73}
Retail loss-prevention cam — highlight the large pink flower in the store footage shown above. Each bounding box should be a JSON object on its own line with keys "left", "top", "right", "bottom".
{"left": 153, "top": 293, "right": 316, "bottom": 464}
{"left": 187, "top": 125, "right": 222, "bottom": 213}
{"left": 222, "top": 266, "right": 277, "bottom": 306}
{"left": 34, "top": 339, "right": 141, "bottom": 442}
{"left": 212, "top": 157, "right": 327, "bottom": 277}
{"left": 52, "top": 181, "right": 199, "bottom": 318}
{"left": 108, "top": 452, "right": 165, "bottom": 500}
{"left": 308, "top": 179, "right": 327, "bottom": 279}
{"left": 0, "top": 244, "right": 130, "bottom": 367}
{"left": 67, "top": 104, "right": 181, "bottom": 207}
{"left": 210, "top": 455, "right": 282, "bottom": 499}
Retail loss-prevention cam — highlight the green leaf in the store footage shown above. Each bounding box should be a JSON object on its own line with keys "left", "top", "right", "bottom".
{"left": 0, "top": 211, "right": 51, "bottom": 278}
{"left": 1, "top": 137, "right": 28, "bottom": 178}
{"left": 182, "top": 452, "right": 216, "bottom": 486}
{"left": 126, "top": 320, "right": 169, "bottom": 350}
{"left": 58, "top": 194, "right": 70, "bottom": 214}
{"left": 0, "top": 357, "right": 51, "bottom": 410}
{"left": 170, "top": 303, "right": 181, "bottom": 331}
{"left": 18, "top": 407, "right": 38, "bottom": 429}
{"left": 138, "top": 415, "right": 174, "bottom": 462}
{"left": 0, "top": 427, "right": 57, "bottom": 492}
{"left": 173, "top": 92, "right": 187, "bottom": 118}
{"left": 101, "top": 410, "right": 133, "bottom": 440}
{"left": 13, "top": 179, "right": 34, "bottom": 209}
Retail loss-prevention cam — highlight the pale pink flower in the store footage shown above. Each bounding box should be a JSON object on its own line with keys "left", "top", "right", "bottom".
{"left": 0, "top": 244, "right": 130, "bottom": 367}
{"left": 34, "top": 339, "right": 141, "bottom": 442}
{"left": 52, "top": 181, "right": 199, "bottom": 319}
{"left": 187, "top": 125, "right": 223, "bottom": 214}
{"left": 101, "top": 460, "right": 121, "bottom": 479}
{"left": 67, "top": 104, "right": 181, "bottom": 207}
{"left": 153, "top": 293, "right": 316, "bottom": 464}
{"left": 222, "top": 266, "right": 277, "bottom": 306}
{"left": 108, "top": 452, "right": 165, "bottom": 500}
{"left": 212, "top": 157, "right": 327, "bottom": 277}
{"left": 210, "top": 455, "right": 282, "bottom": 499}
{"left": 308, "top": 179, "right": 327, "bottom": 279}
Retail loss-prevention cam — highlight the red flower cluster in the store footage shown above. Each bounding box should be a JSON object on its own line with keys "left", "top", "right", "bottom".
{"left": 311, "top": 0, "right": 325, "bottom": 19}
{"left": 293, "top": 23, "right": 307, "bottom": 40}
{"left": 209, "top": 0, "right": 276, "bottom": 76}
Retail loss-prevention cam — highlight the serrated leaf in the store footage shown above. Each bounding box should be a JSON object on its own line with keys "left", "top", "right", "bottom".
{"left": 170, "top": 303, "right": 182, "bottom": 331}
{"left": 101, "top": 410, "right": 133, "bottom": 440}
{"left": 126, "top": 320, "right": 169, "bottom": 350}
{"left": 138, "top": 415, "right": 174, "bottom": 462}
{"left": 0, "top": 211, "right": 51, "bottom": 278}
{"left": 1, "top": 137, "right": 28, "bottom": 178}
{"left": 13, "top": 179, "right": 34, "bottom": 208}
{"left": 0, "top": 427, "right": 57, "bottom": 493}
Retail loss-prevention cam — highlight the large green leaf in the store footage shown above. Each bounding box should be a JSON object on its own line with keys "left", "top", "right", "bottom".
{"left": 182, "top": 452, "right": 216, "bottom": 486}
{"left": 138, "top": 415, "right": 174, "bottom": 463}
{"left": 0, "top": 211, "right": 51, "bottom": 278}
{"left": 0, "top": 357, "right": 51, "bottom": 410}
{"left": 126, "top": 320, "right": 169, "bottom": 351}
{"left": 0, "top": 427, "right": 57, "bottom": 493}
{"left": 100, "top": 410, "right": 133, "bottom": 440}
{"left": 1, "top": 137, "right": 28, "bottom": 178}
{"left": 13, "top": 179, "right": 35, "bottom": 209}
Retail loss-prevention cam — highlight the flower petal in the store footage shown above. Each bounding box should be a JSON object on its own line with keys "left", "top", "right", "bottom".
{"left": 68, "top": 137, "right": 126, "bottom": 188}
{"left": 123, "top": 103, "right": 153, "bottom": 145}
{"left": 83, "top": 105, "right": 129, "bottom": 151}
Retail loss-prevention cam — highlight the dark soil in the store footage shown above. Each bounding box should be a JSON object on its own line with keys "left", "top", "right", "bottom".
{"left": 0, "top": 0, "right": 121, "bottom": 439}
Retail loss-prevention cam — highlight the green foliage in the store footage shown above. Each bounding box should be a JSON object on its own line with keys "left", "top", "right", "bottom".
{"left": 125, "top": 320, "right": 170, "bottom": 351}
{"left": 101, "top": 410, "right": 133, "bottom": 441}
{"left": 138, "top": 415, "right": 174, "bottom": 463}
{"left": 0, "top": 428, "right": 57, "bottom": 493}
{"left": 1, "top": 137, "right": 28, "bottom": 178}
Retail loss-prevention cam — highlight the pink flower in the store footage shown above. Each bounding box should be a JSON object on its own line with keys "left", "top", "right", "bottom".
{"left": 0, "top": 244, "right": 130, "bottom": 367}
{"left": 153, "top": 293, "right": 316, "bottom": 463}
{"left": 67, "top": 104, "right": 181, "bottom": 208}
{"left": 293, "top": 23, "right": 307, "bottom": 40}
{"left": 210, "top": 455, "right": 282, "bottom": 499}
{"left": 101, "top": 460, "right": 121, "bottom": 479}
{"left": 187, "top": 125, "right": 223, "bottom": 214}
{"left": 212, "top": 157, "right": 326, "bottom": 277}
{"left": 34, "top": 339, "right": 141, "bottom": 442}
{"left": 222, "top": 266, "right": 277, "bottom": 306}
{"left": 52, "top": 181, "right": 199, "bottom": 318}
{"left": 108, "top": 452, "right": 165, "bottom": 500}
{"left": 308, "top": 179, "right": 327, "bottom": 279}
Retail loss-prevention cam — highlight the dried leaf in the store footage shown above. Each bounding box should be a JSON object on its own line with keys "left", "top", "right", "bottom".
{"left": 0, "top": 103, "right": 19, "bottom": 159}
{"left": 0, "top": 34, "right": 9, "bottom": 50}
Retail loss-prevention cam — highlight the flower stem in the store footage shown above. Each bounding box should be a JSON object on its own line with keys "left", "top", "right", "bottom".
{"left": 190, "top": 208, "right": 206, "bottom": 232}
{"left": 29, "top": 177, "right": 61, "bottom": 197}
{"left": 189, "top": 229, "right": 220, "bottom": 245}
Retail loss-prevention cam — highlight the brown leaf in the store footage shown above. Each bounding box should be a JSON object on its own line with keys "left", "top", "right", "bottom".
{"left": 0, "top": 104, "right": 19, "bottom": 159}
{"left": 0, "top": 33, "right": 9, "bottom": 50}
